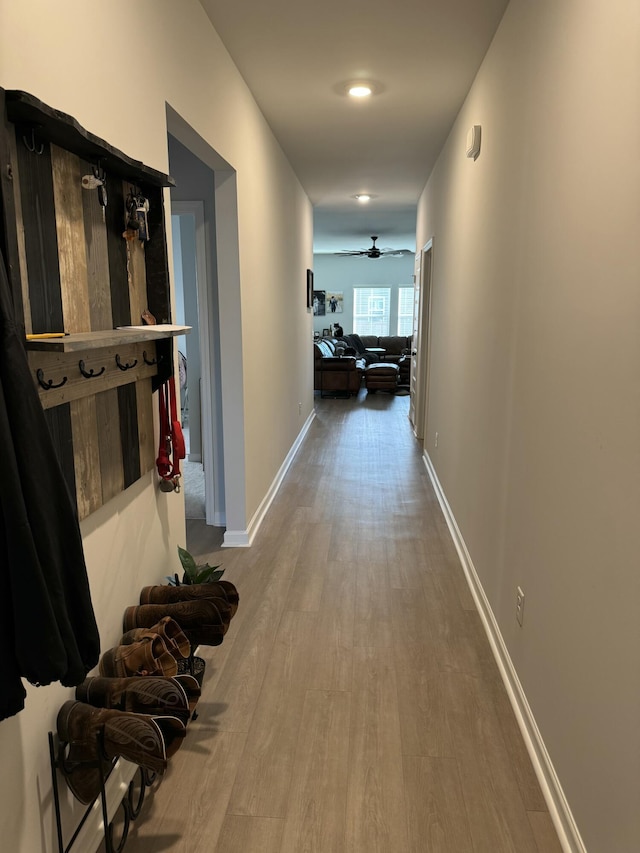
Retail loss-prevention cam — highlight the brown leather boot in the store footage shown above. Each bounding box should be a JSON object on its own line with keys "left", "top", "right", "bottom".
{"left": 75, "top": 675, "right": 197, "bottom": 724}
{"left": 140, "top": 584, "right": 237, "bottom": 621}
{"left": 99, "top": 635, "right": 178, "bottom": 678}
{"left": 123, "top": 600, "right": 227, "bottom": 647}
{"left": 173, "top": 674, "right": 201, "bottom": 715}
{"left": 120, "top": 616, "right": 191, "bottom": 659}
{"left": 56, "top": 700, "right": 186, "bottom": 804}
{"left": 140, "top": 581, "right": 239, "bottom": 617}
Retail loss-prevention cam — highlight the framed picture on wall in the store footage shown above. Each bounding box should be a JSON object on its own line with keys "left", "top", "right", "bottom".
{"left": 326, "top": 291, "right": 343, "bottom": 314}
{"left": 313, "top": 290, "right": 326, "bottom": 316}
{"left": 306, "top": 269, "right": 314, "bottom": 309}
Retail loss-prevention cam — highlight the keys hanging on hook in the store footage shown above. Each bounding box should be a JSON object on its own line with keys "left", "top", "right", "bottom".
{"left": 82, "top": 164, "right": 107, "bottom": 221}
{"left": 135, "top": 194, "right": 150, "bottom": 241}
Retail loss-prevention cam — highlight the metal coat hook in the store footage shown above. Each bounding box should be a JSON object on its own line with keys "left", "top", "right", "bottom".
{"left": 79, "top": 359, "right": 105, "bottom": 378}
{"left": 142, "top": 350, "right": 157, "bottom": 366}
{"left": 115, "top": 354, "right": 137, "bottom": 371}
{"left": 36, "top": 368, "right": 67, "bottom": 390}
{"left": 22, "top": 127, "right": 44, "bottom": 155}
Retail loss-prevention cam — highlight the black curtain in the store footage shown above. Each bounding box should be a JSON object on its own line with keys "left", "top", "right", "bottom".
{"left": 0, "top": 248, "right": 99, "bottom": 721}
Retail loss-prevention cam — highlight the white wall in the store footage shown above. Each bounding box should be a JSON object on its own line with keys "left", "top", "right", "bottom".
{"left": 312, "top": 254, "right": 414, "bottom": 336}
{"left": 416, "top": 1, "right": 640, "bottom": 850}
{"left": 0, "top": 1, "right": 312, "bottom": 850}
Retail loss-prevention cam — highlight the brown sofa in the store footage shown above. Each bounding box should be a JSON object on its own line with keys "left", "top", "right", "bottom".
{"left": 313, "top": 338, "right": 365, "bottom": 395}
{"left": 342, "top": 334, "right": 412, "bottom": 384}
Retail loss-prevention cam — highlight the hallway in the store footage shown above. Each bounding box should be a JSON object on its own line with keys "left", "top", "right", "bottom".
{"left": 127, "top": 391, "right": 562, "bottom": 852}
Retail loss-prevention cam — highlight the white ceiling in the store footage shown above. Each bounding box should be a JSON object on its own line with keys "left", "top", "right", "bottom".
{"left": 198, "top": 0, "right": 509, "bottom": 253}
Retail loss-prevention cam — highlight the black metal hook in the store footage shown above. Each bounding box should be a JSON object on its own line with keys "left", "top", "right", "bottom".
{"left": 22, "top": 127, "right": 44, "bottom": 155}
{"left": 115, "top": 354, "right": 138, "bottom": 371}
{"left": 79, "top": 359, "right": 106, "bottom": 378}
{"left": 36, "top": 368, "right": 67, "bottom": 390}
{"left": 142, "top": 350, "right": 157, "bottom": 366}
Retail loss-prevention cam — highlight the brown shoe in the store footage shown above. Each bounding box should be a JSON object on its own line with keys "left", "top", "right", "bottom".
{"left": 76, "top": 675, "right": 197, "bottom": 725}
{"left": 140, "top": 581, "right": 239, "bottom": 618}
{"left": 140, "top": 584, "right": 237, "bottom": 620}
{"left": 56, "top": 700, "right": 186, "bottom": 804}
{"left": 99, "top": 635, "right": 178, "bottom": 678}
{"left": 173, "top": 674, "right": 201, "bottom": 715}
{"left": 123, "top": 600, "right": 227, "bottom": 647}
{"left": 120, "top": 616, "right": 191, "bottom": 659}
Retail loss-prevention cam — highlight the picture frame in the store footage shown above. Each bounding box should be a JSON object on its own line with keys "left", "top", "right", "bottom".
{"left": 306, "top": 269, "right": 314, "bottom": 309}
{"left": 313, "top": 290, "right": 326, "bottom": 316}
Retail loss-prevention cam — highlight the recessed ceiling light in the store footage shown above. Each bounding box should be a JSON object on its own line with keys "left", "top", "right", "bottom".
{"left": 348, "top": 85, "right": 372, "bottom": 98}
{"left": 355, "top": 194, "right": 371, "bottom": 203}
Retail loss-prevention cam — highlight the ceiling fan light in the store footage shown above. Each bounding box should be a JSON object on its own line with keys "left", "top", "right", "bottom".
{"left": 355, "top": 194, "right": 371, "bottom": 203}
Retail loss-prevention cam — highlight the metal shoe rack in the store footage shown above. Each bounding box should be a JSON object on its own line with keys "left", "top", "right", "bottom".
{"left": 48, "top": 731, "right": 154, "bottom": 853}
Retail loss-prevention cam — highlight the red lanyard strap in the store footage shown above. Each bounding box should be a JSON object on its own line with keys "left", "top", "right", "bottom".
{"left": 156, "top": 377, "right": 185, "bottom": 484}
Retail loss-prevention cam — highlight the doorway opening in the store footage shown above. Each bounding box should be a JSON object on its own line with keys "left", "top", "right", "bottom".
{"left": 166, "top": 106, "right": 248, "bottom": 546}
{"left": 409, "top": 238, "right": 433, "bottom": 443}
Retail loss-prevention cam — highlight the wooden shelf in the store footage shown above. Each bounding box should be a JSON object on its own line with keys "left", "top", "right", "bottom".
{"left": 25, "top": 325, "right": 191, "bottom": 352}
{"left": 5, "top": 90, "right": 174, "bottom": 188}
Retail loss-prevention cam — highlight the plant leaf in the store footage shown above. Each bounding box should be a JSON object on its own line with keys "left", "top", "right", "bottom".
{"left": 177, "top": 545, "right": 198, "bottom": 581}
{"left": 210, "top": 569, "right": 225, "bottom": 582}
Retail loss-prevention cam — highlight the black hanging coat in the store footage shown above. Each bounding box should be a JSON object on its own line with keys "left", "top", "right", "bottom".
{"left": 0, "top": 248, "right": 100, "bottom": 721}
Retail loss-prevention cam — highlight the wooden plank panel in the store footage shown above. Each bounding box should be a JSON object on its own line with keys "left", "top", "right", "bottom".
{"left": 394, "top": 642, "right": 455, "bottom": 759}
{"left": 403, "top": 755, "right": 475, "bottom": 853}
{"left": 70, "top": 396, "right": 102, "bottom": 519}
{"left": 104, "top": 172, "right": 129, "bottom": 327}
{"left": 51, "top": 145, "right": 91, "bottom": 332}
{"left": 285, "top": 521, "right": 331, "bottom": 611}
{"left": 215, "top": 816, "right": 284, "bottom": 853}
{"left": 15, "top": 132, "right": 64, "bottom": 333}
{"left": 95, "top": 388, "right": 124, "bottom": 505}
{"left": 5, "top": 123, "right": 31, "bottom": 332}
{"left": 81, "top": 158, "right": 112, "bottom": 330}
{"left": 144, "top": 185, "right": 171, "bottom": 323}
{"left": 123, "top": 179, "right": 148, "bottom": 325}
{"left": 346, "top": 646, "right": 409, "bottom": 852}
{"left": 227, "top": 611, "right": 318, "bottom": 817}
{"left": 527, "top": 811, "right": 564, "bottom": 853}
{"left": 304, "top": 559, "right": 355, "bottom": 692}
{"left": 444, "top": 671, "right": 539, "bottom": 852}
{"left": 117, "top": 381, "right": 140, "bottom": 488}
{"left": 43, "top": 404, "right": 77, "bottom": 513}
{"left": 28, "top": 344, "right": 156, "bottom": 410}
{"left": 136, "top": 377, "right": 156, "bottom": 475}
{"left": 280, "top": 689, "right": 351, "bottom": 853}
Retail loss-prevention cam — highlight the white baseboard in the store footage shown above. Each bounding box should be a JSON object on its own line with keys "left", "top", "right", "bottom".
{"left": 223, "top": 410, "right": 316, "bottom": 548}
{"left": 422, "top": 450, "right": 587, "bottom": 853}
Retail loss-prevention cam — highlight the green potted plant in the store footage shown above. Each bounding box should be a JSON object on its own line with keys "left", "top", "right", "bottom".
{"left": 168, "top": 546, "right": 226, "bottom": 690}
{"left": 167, "top": 545, "right": 225, "bottom": 586}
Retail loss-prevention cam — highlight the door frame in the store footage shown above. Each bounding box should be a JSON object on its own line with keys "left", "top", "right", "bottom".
{"left": 171, "top": 200, "right": 221, "bottom": 526}
{"left": 410, "top": 238, "right": 433, "bottom": 442}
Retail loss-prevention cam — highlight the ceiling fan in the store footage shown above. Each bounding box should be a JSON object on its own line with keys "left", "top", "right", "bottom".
{"left": 334, "top": 235, "right": 411, "bottom": 259}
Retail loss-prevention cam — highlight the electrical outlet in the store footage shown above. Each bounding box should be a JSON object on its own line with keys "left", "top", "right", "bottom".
{"left": 516, "top": 586, "right": 525, "bottom": 626}
{"left": 435, "top": 431, "right": 439, "bottom": 447}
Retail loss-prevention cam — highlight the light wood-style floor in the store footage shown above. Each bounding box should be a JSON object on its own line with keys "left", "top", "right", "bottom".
{"left": 126, "top": 390, "right": 563, "bottom": 852}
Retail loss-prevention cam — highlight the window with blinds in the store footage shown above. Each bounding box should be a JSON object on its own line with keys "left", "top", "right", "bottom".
{"left": 397, "top": 286, "right": 414, "bottom": 335}
{"left": 352, "top": 287, "right": 391, "bottom": 336}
